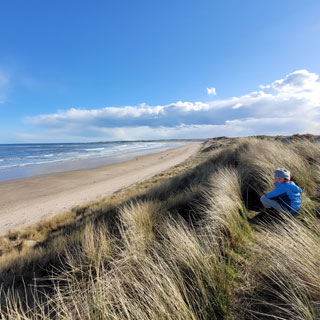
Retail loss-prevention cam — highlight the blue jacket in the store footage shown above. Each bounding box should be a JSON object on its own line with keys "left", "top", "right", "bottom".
{"left": 266, "top": 181, "right": 302, "bottom": 213}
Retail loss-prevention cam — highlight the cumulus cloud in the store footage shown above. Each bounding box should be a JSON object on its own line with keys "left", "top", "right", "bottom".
{"left": 22, "top": 69, "right": 320, "bottom": 141}
{"left": 271, "top": 69, "right": 319, "bottom": 93}
{"left": 207, "top": 87, "right": 216, "bottom": 95}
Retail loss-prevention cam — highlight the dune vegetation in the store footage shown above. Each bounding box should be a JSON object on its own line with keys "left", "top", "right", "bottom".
{"left": 0, "top": 134, "right": 320, "bottom": 319}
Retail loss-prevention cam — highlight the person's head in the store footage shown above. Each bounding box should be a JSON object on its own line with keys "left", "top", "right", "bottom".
{"left": 274, "top": 168, "right": 290, "bottom": 184}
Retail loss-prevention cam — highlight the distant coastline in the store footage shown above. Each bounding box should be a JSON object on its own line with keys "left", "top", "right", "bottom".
{"left": 0, "top": 138, "right": 205, "bottom": 145}
{"left": 0, "top": 143, "right": 202, "bottom": 235}
{"left": 0, "top": 140, "right": 204, "bottom": 182}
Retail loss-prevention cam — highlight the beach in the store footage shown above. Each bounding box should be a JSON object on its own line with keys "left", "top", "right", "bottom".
{"left": 0, "top": 142, "right": 201, "bottom": 235}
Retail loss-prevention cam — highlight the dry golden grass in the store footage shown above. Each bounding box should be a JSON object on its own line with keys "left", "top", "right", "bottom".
{"left": 1, "top": 135, "right": 320, "bottom": 319}
{"left": 0, "top": 147, "right": 208, "bottom": 272}
{"left": 241, "top": 212, "right": 320, "bottom": 320}
{"left": 200, "top": 167, "right": 249, "bottom": 248}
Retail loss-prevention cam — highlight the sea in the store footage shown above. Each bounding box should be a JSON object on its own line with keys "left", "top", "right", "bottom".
{"left": 0, "top": 141, "right": 188, "bottom": 182}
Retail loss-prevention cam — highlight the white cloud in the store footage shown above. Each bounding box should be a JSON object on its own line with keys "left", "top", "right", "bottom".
{"left": 207, "top": 87, "right": 216, "bottom": 95}
{"left": 21, "top": 69, "right": 320, "bottom": 142}
{"left": 271, "top": 69, "right": 319, "bottom": 93}
{"left": 232, "top": 103, "right": 243, "bottom": 109}
{"left": 259, "top": 84, "right": 270, "bottom": 89}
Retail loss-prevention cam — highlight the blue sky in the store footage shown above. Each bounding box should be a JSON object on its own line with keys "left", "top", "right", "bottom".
{"left": 1, "top": 0, "right": 320, "bottom": 143}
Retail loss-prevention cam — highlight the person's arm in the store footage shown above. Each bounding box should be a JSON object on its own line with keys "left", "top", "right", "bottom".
{"left": 265, "top": 185, "right": 286, "bottom": 200}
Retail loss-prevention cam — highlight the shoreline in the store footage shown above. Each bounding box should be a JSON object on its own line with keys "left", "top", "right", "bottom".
{"left": 0, "top": 142, "right": 191, "bottom": 182}
{"left": 0, "top": 143, "right": 202, "bottom": 236}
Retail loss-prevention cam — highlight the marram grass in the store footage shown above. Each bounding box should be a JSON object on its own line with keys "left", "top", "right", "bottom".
{"left": 1, "top": 135, "right": 320, "bottom": 319}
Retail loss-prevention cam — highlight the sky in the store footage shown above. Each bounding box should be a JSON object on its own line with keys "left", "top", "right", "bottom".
{"left": 1, "top": 0, "right": 320, "bottom": 143}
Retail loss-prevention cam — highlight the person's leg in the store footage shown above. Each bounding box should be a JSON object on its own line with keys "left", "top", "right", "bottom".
{"left": 260, "top": 195, "right": 282, "bottom": 211}
{"left": 249, "top": 196, "right": 283, "bottom": 225}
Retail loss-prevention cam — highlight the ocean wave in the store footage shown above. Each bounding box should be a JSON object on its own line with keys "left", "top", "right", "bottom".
{"left": 26, "top": 154, "right": 55, "bottom": 159}
{"left": 85, "top": 148, "right": 105, "bottom": 151}
{"left": 0, "top": 158, "right": 72, "bottom": 169}
{"left": 0, "top": 142, "right": 185, "bottom": 173}
{"left": 1, "top": 158, "right": 21, "bottom": 161}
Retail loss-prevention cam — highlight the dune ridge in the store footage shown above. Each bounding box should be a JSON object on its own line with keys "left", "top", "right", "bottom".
{"left": 1, "top": 134, "right": 320, "bottom": 319}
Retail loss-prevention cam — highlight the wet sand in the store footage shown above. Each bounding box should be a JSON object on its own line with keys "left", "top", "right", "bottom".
{"left": 0, "top": 143, "right": 201, "bottom": 235}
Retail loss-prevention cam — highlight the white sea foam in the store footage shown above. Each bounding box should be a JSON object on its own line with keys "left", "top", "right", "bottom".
{"left": 0, "top": 141, "right": 187, "bottom": 181}
{"left": 26, "top": 154, "right": 55, "bottom": 159}
{"left": 85, "top": 148, "right": 105, "bottom": 151}
{"left": 0, "top": 158, "right": 74, "bottom": 169}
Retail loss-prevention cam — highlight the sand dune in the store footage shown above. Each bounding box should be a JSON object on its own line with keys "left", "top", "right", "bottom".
{"left": 0, "top": 143, "right": 201, "bottom": 235}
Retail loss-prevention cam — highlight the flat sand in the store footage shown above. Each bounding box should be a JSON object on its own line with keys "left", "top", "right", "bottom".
{"left": 0, "top": 143, "right": 201, "bottom": 235}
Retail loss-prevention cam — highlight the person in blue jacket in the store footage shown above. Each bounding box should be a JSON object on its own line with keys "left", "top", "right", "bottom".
{"left": 260, "top": 168, "right": 302, "bottom": 215}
